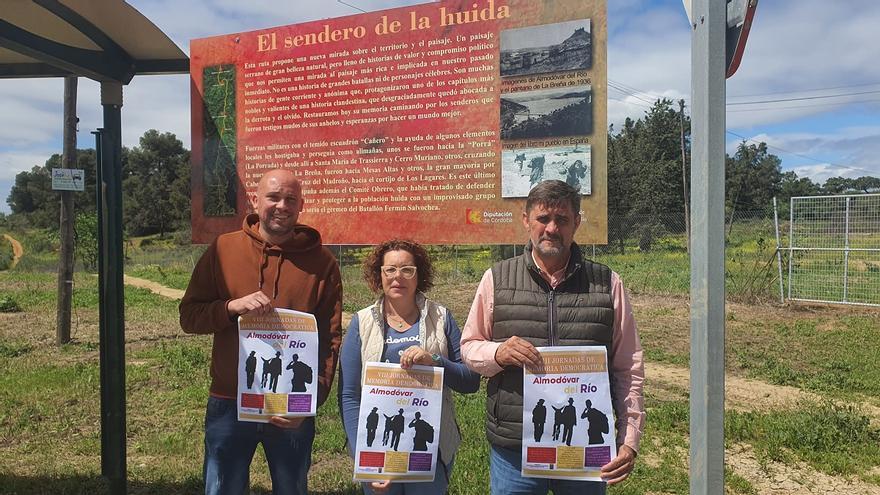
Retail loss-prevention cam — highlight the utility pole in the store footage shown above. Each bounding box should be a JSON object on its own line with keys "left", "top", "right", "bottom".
{"left": 689, "top": 0, "right": 726, "bottom": 493}
{"left": 57, "top": 76, "right": 76, "bottom": 346}
{"left": 679, "top": 99, "right": 690, "bottom": 252}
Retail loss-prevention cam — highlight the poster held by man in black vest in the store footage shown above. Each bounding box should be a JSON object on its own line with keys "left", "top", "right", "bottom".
{"left": 522, "top": 347, "right": 616, "bottom": 481}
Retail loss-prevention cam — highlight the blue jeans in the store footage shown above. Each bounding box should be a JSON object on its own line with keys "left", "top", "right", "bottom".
{"left": 489, "top": 445, "right": 606, "bottom": 495}
{"left": 362, "top": 455, "right": 454, "bottom": 495}
{"left": 203, "top": 397, "right": 315, "bottom": 495}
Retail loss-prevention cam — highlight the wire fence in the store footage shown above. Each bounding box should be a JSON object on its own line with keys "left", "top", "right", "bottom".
{"left": 786, "top": 194, "right": 880, "bottom": 307}
{"left": 114, "top": 198, "right": 879, "bottom": 306}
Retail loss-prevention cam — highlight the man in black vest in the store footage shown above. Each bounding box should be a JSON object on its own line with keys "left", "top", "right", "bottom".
{"left": 461, "top": 180, "right": 645, "bottom": 494}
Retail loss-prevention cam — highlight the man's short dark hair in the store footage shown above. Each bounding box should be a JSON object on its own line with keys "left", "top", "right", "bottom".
{"left": 525, "top": 180, "right": 581, "bottom": 215}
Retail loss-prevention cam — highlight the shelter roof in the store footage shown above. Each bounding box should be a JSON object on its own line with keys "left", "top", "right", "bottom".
{"left": 0, "top": 0, "right": 188, "bottom": 82}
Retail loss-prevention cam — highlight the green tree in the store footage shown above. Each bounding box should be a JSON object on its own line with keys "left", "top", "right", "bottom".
{"left": 7, "top": 150, "right": 99, "bottom": 228}
{"left": 123, "top": 130, "right": 191, "bottom": 237}
{"left": 607, "top": 99, "right": 690, "bottom": 250}
{"left": 822, "top": 175, "right": 880, "bottom": 194}
{"left": 725, "top": 141, "right": 782, "bottom": 218}
{"left": 778, "top": 171, "right": 820, "bottom": 200}
{"left": 852, "top": 176, "right": 880, "bottom": 193}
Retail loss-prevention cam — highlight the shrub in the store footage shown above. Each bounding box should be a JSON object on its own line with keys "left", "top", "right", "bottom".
{"left": 0, "top": 236, "right": 14, "bottom": 270}
{"left": 0, "top": 295, "right": 22, "bottom": 312}
{"left": 74, "top": 213, "right": 99, "bottom": 271}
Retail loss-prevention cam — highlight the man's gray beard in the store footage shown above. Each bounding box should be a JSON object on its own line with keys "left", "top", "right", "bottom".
{"left": 534, "top": 241, "right": 563, "bottom": 258}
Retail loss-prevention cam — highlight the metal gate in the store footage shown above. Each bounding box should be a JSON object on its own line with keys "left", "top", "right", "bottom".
{"left": 785, "top": 193, "right": 880, "bottom": 306}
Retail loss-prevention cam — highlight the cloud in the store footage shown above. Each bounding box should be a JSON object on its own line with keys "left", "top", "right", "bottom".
{"left": 133, "top": 0, "right": 428, "bottom": 50}
{"left": 0, "top": 149, "right": 55, "bottom": 180}
{"left": 732, "top": 128, "right": 880, "bottom": 180}
{"left": 0, "top": 79, "right": 65, "bottom": 146}
{"left": 1, "top": 0, "right": 879, "bottom": 217}
{"left": 607, "top": 5, "right": 690, "bottom": 126}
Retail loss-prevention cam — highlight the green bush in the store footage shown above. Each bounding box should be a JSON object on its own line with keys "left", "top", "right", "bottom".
{"left": 727, "top": 400, "right": 880, "bottom": 475}
{"left": 74, "top": 213, "right": 99, "bottom": 271}
{"left": 0, "top": 235, "right": 13, "bottom": 270}
{"left": 0, "top": 295, "right": 22, "bottom": 312}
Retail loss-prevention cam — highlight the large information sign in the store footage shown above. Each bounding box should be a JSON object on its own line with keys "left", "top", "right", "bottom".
{"left": 191, "top": 0, "right": 607, "bottom": 244}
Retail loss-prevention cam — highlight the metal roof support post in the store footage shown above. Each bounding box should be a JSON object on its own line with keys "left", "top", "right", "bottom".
{"left": 98, "top": 80, "right": 127, "bottom": 495}
{"left": 689, "top": 0, "right": 726, "bottom": 493}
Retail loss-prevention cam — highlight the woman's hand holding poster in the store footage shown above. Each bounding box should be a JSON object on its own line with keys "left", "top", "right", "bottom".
{"left": 521, "top": 346, "right": 616, "bottom": 481}
{"left": 237, "top": 308, "right": 319, "bottom": 422}
{"left": 353, "top": 362, "right": 445, "bottom": 483}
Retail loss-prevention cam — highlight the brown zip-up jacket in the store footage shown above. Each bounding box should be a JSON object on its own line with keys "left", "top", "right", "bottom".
{"left": 179, "top": 214, "right": 342, "bottom": 406}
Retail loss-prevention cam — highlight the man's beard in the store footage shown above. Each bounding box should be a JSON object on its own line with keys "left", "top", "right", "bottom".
{"left": 263, "top": 215, "right": 295, "bottom": 237}
{"left": 534, "top": 236, "right": 564, "bottom": 257}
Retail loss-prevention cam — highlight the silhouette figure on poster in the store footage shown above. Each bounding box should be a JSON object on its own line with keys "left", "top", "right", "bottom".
{"left": 515, "top": 152, "right": 527, "bottom": 171}
{"left": 365, "top": 407, "right": 380, "bottom": 447}
{"left": 382, "top": 413, "right": 394, "bottom": 446}
{"left": 267, "top": 351, "right": 283, "bottom": 393}
{"left": 260, "top": 357, "right": 271, "bottom": 388}
{"left": 551, "top": 405, "right": 563, "bottom": 441}
{"left": 244, "top": 351, "right": 257, "bottom": 389}
{"left": 581, "top": 399, "right": 610, "bottom": 445}
{"left": 560, "top": 398, "right": 577, "bottom": 446}
{"left": 531, "top": 399, "right": 547, "bottom": 442}
{"left": 528, "top": 155, "right": 546, "bottom": 187}
{"left": 408, "top": 411, "right": 435, "bottom": 451}
{"left": 390, "top": 408, "right": 405, "bottom": 451}
{"left": 564, "top": 159, "right": 587, "bottom": 192}
{"left": 286, "top": 353, "right": 313, "bottom": 392}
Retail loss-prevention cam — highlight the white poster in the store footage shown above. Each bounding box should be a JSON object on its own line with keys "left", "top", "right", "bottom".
{"left": 353, "top": 362, "right": 445, "bottom": 483}
{"left": 50, "top": 168, "right": 84, "bottom": 191}
{"left": 237, "top": 308, "right": 319, "bottom": 422}
{"left": 521, "top": 346, "right": 616, "bottom": 481}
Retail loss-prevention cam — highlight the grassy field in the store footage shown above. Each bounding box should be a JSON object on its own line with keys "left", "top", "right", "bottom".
{"left": 1, "top": 231, "right": 879, "bottom": 494}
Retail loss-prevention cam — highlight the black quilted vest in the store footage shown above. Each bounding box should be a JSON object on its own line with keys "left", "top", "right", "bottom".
{"left": 486, "top": 242, "right": 614, "bottom": 448}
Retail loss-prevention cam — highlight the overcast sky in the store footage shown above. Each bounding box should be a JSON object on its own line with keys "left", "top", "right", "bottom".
{"left": 1, "top": 0, "right": 878, "bottom": 213}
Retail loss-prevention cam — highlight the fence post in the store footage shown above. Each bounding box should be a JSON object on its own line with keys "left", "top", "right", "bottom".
{"left": 843, "top": 197, "right": 850, "bottom": 303}
{"left": 787, "top": 198, "right": 794, "bottom": 300}
{"left": 773, "top": 198, "right": 784, "bottom": 304}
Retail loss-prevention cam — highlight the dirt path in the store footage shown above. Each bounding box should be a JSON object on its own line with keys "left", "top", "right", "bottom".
{"left": 3, "top": 234, "right": 23, "bottom": 268}
{"left": 726, "top": 443, "right": 880, "bottom": 495}
{"left": 648, "top": 361, "right": 880, "bottom": 494}
{"left": 122, "top": 274, "right": 185, "bottom": 299}
{"left": 648, "top": 361, "right": 880, "bottom": 423}
{"left": 110, "top": 277, "right": 880, "bottom": 494}
{"left": 120, "top": 275, "right": 355, "bottom": 325}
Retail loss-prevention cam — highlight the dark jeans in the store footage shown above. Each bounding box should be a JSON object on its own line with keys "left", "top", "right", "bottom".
{"left": 203, "top": 397, "right": 315, "bottom": 495}
{"left": 489, "top": 445, "right": 606, "bottom": 495}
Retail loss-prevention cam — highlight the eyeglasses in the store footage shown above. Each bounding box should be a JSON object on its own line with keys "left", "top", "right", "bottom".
{"left": 381, "top": 265, "right": 417, "bottom": 279}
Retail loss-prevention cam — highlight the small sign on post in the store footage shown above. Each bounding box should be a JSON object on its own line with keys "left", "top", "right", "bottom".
{"left": 725, "top": 0, "right": 758, "bottom": 78}
{"left": 682, "top": 0, "right": 758, "bottom": 78}
{"left": 51, "top": 168, "right": 85, "bottom": 192}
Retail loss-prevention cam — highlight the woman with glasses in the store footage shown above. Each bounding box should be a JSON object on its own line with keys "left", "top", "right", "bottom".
{"left": 339, "top": 239, "right": 480, "bottom": 495}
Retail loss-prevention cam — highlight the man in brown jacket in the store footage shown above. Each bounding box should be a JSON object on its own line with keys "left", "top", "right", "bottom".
{"left": 180, "top": 169, "right": 342, "bottom": 495}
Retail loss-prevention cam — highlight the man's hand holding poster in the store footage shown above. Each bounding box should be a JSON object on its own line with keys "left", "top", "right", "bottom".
{"left": 521, "top": 346, "right": 616, "bottom": 481}
{"left": 237, "top": 308, "right": 319, "bottom": 422}
{"left": 353, "top": 362, "right": 445, "bottom": 483}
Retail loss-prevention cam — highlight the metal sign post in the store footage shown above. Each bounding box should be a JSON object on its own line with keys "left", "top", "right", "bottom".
{"left": 689, "top": 0, "right": 726, "bottom": 493}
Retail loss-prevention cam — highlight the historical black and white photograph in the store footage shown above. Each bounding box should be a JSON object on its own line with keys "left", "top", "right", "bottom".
{"left": 501, "top": 86, "right": 592, "bottom": 140}
{"left": 501, "top": 145, "right": 592, "bottom": 198}
{"left": 500, "top": 19, "right": 591, "bottom": 78}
